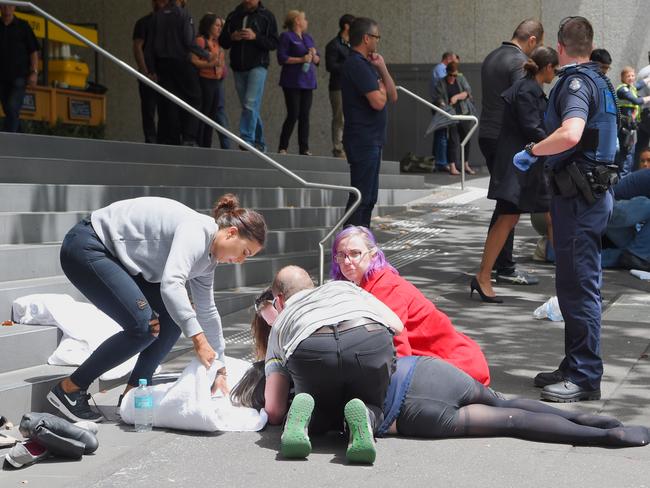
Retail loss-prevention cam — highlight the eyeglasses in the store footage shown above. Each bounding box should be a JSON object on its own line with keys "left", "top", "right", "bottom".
{"left": 253, "top": 299, "right": 273, "bottom": 314}
{"left": 366, "top": 33, "right": 381, "bottom": 40}
{"left": 447, "top": 73, "right": 458, "bottom": 78}
{"left": 334, "top": 249, "right": 372, "bottom": 264}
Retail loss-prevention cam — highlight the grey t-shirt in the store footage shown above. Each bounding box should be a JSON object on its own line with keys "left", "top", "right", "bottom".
{"left": 265, "top": 281, "right": 393, "bottom": 377}
{"left": 91, "top": 197, "right": 225, "bottom": 362}
{"left": 479, "top": 41, "right": 527, "bottom": 140}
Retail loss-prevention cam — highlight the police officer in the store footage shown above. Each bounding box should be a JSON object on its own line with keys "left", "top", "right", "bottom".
{"left": 513, "top": 17, "right": 618, "bottom": 402}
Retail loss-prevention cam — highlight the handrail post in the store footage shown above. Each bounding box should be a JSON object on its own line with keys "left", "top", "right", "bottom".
{"left": 2, "top": 0, "right": 361, "bottom": 285}
{"left": 395, "top": 86, "right": 478, "bottom": 190}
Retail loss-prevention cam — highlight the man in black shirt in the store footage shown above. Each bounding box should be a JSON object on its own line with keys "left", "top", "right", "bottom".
{"left": 325, "top": 14, "right": 354, "bottom": 158}
{"left": 133, "top": 0, "right": 166, "bottom": 143}
{"left": 478, "top": 19, "right": 543, "bottom": 285}
{"left": 0, "top": 5, "right": 39, "bottom": 133}
{"left": 147, "top": 0, "right": 207, "bottom": 146}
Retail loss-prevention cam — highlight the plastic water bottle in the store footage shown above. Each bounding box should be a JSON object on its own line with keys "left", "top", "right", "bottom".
{"left": 302, "top": 61, "right": 311, "bottom": 73}
{"left": 134, "top": 378, "right": 153, "bottom": 432}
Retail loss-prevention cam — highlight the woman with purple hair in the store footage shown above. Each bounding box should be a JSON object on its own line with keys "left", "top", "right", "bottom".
{"left": 331, "top": 226, "right": 490, "bottom": 385}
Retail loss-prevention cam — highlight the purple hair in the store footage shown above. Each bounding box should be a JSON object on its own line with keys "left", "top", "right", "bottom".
{"left": 330, "top": 226, "right": 398, "bottom": 283}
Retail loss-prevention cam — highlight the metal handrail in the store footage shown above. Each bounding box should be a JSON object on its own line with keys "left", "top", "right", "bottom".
{"left": 396, "top": 86, "right": 478, "bottom": 190}
{"left": 2, "top": 0, "right": 361, "bottom": 285}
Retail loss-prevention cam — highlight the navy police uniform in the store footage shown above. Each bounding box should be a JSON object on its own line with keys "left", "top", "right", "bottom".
{"left": 543, "top": 61, "right": 617, "bottom": 395}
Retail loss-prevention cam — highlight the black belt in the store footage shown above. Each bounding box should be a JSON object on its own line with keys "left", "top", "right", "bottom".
{"left": 312, "top": 317, "right": 385, "bottom": 335}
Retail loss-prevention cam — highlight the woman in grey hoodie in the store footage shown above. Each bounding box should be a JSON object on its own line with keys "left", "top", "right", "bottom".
{"left": 47, "top": 194, "right": 266, "bottom": 423}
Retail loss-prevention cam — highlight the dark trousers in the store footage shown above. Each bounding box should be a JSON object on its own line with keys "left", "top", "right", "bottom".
{"left": 344, "top": 143, "right": 382, "bottom": 228}
{"left": 551, "top": 190, "right": 613, "bottom": 391}
{"left": 0, "top": 77, "right": 26, "bottom": 133}
{"left": 198, "top": 77, "right": 231, "bottom": 149}
{"left": 138, "top": 80, "right": 158, "bottom": 143}
{"left": 479, "top": 137, "right": 516, "bottom": 274}
{"left": 448, "top": 120, "right": 472, "bottom": 168}
{"left": 286, "top": 325, "right": 395, "bottom": 435}
{"left": 60, "top": 220, "right": 181, "bottom": 389}
{"left": 279, "top": 87, "right": 313, "bottom": 153}
{"left": 155, "top": 58, "right": 202, "bottom": 145}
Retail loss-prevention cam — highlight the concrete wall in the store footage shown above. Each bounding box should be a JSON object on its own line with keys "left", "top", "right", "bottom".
{"left": 32, "top": 0, "right": 650, "bottom": 156}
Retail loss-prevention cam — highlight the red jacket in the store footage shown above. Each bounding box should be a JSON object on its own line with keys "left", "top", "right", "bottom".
{"left": 362, "top": 268, "right": 490, "bottom": 385}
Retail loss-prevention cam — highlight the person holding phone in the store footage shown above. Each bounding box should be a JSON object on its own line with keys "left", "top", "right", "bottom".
{"left": 340, "top": 17, "right": 397, "bottom": 229}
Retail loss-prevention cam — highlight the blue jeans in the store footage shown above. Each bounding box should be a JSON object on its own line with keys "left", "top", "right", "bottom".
{"left": 198, "top": 77, "right": 231, "bottom": 149}
{"left": 233, "top": 67, "right": 267, "bottom": 150}
{"left": 605, "top": 196, "right": 650, "bottom": 263}
{"left": 343, "top": 143, "right": 382, "bottom": 228}
{"left": 60, "top": 220, "right": 181, "bottom": 389}
{"left": 433, "top": 128, "right": 448, "bottom": 168}
{"left": 0, "top": 77, "right": 26, "bottom": 132}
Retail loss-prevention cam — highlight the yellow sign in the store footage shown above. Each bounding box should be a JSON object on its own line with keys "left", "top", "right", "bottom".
{"left": 15, "top": 11, "right": 98, "bottom": 47}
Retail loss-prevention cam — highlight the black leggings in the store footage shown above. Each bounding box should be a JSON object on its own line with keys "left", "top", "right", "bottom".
{"left": 396, "top": 358, "right": 649, "bottom": 448}
{"left": 278, "top": 87, "right": 313, "bottom": 153}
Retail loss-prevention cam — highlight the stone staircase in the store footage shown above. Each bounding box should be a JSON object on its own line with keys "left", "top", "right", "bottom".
{"left": 0, "top": 132, "right": 433, "bottom": 422}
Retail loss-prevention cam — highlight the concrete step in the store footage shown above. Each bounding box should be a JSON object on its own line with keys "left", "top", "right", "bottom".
{"left": 0, "top": 227, "right": 332, "bottom": 282}
{"left": 0, "top": 323, "right": 61, "bottom": 374}
{"left": 0, "top": 336, "right": 194, "bottom": 423}
{"left": 0, "top": 183, "right": 432, "bottom": 213}
{"left": 0, "top": 270, "right": 262, "bottom": 317}
{"left": 0, "top": 207, "right": 344, "bottom": 246}
{"left": 0, "top": 250, "right": 321, "bottom": 319}
{"left": 0, "top": 156, "right": 425, "bottom": 189}
{"left": 0, "top": 131, "right": 402, "bottom": 175}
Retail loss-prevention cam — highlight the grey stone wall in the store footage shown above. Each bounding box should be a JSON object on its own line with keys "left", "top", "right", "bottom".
{"left": 32, "top": 0, "right": 650, "bottom": 156}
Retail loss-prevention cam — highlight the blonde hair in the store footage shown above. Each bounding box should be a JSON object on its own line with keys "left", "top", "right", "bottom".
{"left": 621, "top": 66, "right": 635, "bottom": 82}
{"left": 283, "top": 10, "right": 304, "bottom": 30}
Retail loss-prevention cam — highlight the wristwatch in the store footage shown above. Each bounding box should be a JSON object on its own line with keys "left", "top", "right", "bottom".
{"left": 524, "top": 142, "right": 536, "bottom": 156}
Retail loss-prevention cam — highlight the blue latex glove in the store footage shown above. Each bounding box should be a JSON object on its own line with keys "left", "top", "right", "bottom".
{"left": 513, "top": 149, "right": 538, "bottom": 171}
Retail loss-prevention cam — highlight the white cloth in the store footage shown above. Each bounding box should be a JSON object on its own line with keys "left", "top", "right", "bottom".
{"left": 120, "top": 356, "right": 267, "bottom": 432}
{"left": 12, "top": 294, "right": 142, "bottom": 381}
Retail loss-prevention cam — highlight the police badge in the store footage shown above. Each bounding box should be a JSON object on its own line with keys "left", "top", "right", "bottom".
{"left": 569, "top": 78, "right": 581, "bottom": 92}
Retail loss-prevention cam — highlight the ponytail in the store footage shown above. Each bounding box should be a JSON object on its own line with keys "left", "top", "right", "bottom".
{"left": 524, "top": 46, "right": 559, "bottom": 78}
{"left": 212, "top": 193, "right": 267, "bottom": 246}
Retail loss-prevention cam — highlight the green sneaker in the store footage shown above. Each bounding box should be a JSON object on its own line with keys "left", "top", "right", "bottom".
{"left": 280, "top": 393, "right": 314, "bottom": 459}
{"left": 344, "top": 398, "right": 376, "bottom": 464}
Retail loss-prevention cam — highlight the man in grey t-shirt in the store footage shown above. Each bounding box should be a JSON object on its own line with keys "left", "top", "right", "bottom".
{"left": 478, "top": 19, "right": 543, "bottom": 285}
{"left": 263, "top": 266, "right": 403, "bottom": 462}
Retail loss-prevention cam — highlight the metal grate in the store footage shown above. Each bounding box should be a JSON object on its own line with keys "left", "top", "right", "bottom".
{"left": 387, "top": 248, "right": 440, "bottom": 269}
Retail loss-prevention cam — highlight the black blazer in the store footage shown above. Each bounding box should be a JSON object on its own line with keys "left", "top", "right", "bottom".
{"left": 488, "top": 77, "right": 551, "bottom": 213}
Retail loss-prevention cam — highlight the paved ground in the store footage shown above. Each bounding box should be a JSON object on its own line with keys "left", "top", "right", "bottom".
{"left": 2, "top": 171, "right": 649, "bottom": 488}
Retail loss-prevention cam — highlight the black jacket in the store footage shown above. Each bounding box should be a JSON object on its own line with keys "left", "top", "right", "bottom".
{"left": 325, "top": 35, "right": 351, "bottom": 90}
{"left": 488, "top": 77, "right": 551, "bottom": 212}
{"left": 147, "top": 4, "right": 207, "bottom": 63}
{"left": 219, "top": 2, "right": 278, "bottom": 71}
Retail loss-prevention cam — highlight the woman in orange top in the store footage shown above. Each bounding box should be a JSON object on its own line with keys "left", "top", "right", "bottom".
{"left": 192, "top": 14, "right": 231, "bottom": 149}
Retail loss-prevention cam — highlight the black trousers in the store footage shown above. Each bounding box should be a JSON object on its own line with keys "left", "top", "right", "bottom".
{"left": 155, "top": 58, "right": 201, "bottom": 145}
{"left": 447, "top": 119, "right": 472, "bottom": 168}
{"left": 286, "top": 325, "right": 395, "bottom": 435}
{"left": 138, "top": 80, "right": 158, "bottom": 143}
{"left": 479, "top": 137, "right": 516, "bottom": 274}
{"left": 279, "top": 87, "right": 313, "bottom": 153}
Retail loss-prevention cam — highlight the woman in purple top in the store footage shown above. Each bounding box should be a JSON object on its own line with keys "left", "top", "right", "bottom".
{"left": 277, "top": 10, "right": 319, "bottom": 155}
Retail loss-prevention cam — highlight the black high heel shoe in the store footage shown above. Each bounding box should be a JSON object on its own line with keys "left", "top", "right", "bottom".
{"left": 470, "top": 277, "right": 503, "bottom": 303}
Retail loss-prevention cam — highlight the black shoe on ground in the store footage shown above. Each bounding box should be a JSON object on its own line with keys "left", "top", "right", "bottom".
{"left": 619, "top": 250, "right": 650, "bottom": 272}
{"left": 533, "top": 369, "right": 565, "bottom": 388}
{"left": 540, "top": 381, "right": 601, "bottom": 403}
{"left": 47, "top": 383, "right": 104, "bottom": 423}
{"left": 495, "top": 269, "right": 539, "bottom": 285}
